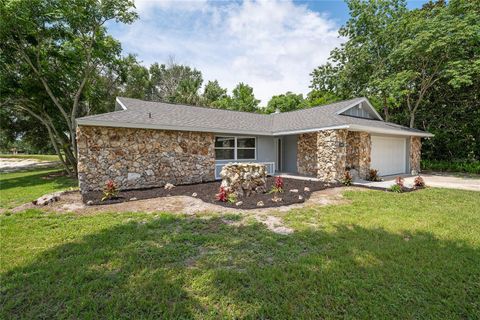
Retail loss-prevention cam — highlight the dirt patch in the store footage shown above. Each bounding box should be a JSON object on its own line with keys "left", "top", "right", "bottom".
{"left": 83, "top": 177, "right": 339, "bottom": 210}
{"left": 0, "top": 158, "right": 60, "bottom": 173}
{"left": 254, "top": 215, "right": 293, "bottom": 235}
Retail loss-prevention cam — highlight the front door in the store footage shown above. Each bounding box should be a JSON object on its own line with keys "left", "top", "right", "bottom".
{"left": 276, "top": 138, "right": 282, "bottom": 172}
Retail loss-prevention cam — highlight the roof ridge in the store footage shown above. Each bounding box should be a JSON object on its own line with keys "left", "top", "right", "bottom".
{"left": 117, "top": 97, "right": 267, "bottom": 116}
{"left": 117, "top": 96, "right": 365, "bottom": 118}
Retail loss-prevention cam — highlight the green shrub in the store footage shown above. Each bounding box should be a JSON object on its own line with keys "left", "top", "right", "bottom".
{"left": 421, "top": 160, "right": 480, "bottom": 174}
{"left": 227, "top": 192, "right": 237, "bottom": 204}
{"left": 389, "top": 184, "right": 403, "bottom": 193}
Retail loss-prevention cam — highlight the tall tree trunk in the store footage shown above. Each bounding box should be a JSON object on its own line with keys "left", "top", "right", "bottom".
{"left": 409, "top": 112, "right": 415, "bottom": 128}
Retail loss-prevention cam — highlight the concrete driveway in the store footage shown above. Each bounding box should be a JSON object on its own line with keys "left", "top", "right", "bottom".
{"left": 354, "top": 172, "right": 480, "bottom": 191}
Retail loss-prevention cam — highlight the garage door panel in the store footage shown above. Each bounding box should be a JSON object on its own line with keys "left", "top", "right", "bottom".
{"left": 370, "top": 136, "right": 406, "bottom": 176}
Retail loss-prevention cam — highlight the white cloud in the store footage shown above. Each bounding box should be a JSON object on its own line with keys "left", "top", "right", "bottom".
{"left": 112, "top": 0, "right": 343, "bottom": 104}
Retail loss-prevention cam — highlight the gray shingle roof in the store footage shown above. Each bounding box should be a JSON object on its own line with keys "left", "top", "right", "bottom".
{"left": 76, "top": 97, "right": 432, "bottom": 137}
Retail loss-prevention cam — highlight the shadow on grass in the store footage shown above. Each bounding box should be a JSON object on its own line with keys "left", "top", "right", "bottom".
{"left": 1, "top": 215, "right": 479, "bottom": 319}
{"left": 0, "top": 170, "right": 77, "bottom": 191}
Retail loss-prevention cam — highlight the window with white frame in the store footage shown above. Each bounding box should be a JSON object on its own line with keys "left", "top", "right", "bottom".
{"left": 215, "top": 136, "right": 256, "bottom": 160}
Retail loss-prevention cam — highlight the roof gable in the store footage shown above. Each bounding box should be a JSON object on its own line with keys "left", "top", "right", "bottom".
{"left": 336, "top": 98, "right": 383, "bottom": 120}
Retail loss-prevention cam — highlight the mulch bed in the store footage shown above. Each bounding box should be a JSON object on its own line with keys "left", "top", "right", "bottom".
{"left": 83, "top": 177, "right": 339, "bottom": 209}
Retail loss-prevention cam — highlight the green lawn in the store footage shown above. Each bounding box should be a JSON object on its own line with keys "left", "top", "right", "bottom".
{"left": 0, "top": 154, "right": 60, "bottom": 162}
{"left": 0, "top": 169, "right": 479, "bottom": 318}
{"left": 0, "top": 168, "right": 78, "bottom": 208}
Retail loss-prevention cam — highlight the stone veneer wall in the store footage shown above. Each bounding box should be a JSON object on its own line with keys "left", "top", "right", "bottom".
{"left": 297, "top": 129, "right": 348, "bottom": 182}
{"left": 346, "top": 131, "right": 371, "bottom": 179}
{"left": 76, "top": 126, "right": 215, "bottom": 193}
{"left": 297, "top": 132, "right": 318, "bottom": 177}
{"left": 317, "top": 129, "right": 348, "bottom": 182}
{"left": 410, "top": 136, "right": 422, "bottom": 174}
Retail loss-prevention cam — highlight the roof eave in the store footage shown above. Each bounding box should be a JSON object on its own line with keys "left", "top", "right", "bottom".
{"left": 348, "top": 124, "right": 434, "bottom": 137}
{"left": 272, "top": 125, "right": 350, "bottom": 136}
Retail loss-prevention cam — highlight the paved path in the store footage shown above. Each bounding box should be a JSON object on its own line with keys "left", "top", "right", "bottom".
{"left": 354, "top": 172, "right": 480, "bottom": 191}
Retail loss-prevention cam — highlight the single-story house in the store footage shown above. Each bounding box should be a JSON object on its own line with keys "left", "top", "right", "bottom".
{"left": 76, "top": 97, "right": 433, "bottom": 192}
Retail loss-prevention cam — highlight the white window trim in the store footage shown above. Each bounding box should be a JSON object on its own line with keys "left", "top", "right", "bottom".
{"left": 214, "top": 136, "right": 257, "bottom": 161}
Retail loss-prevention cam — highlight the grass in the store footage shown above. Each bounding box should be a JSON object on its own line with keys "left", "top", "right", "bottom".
{"left": 0, "top": 169, "right": 479, "bottom": 318}
{"left": 421, "top": 159, "right": 480, "bottom": 174}
{"left": 0, "top": 168, "right": 78, "bottom": 208}
{"left": 0, "top": 153, "right": 59, "bottom": 162}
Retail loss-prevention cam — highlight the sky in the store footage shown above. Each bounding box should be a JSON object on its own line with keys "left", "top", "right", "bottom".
{"left": 107, "top": 0, "right": 429, "bottom": 105}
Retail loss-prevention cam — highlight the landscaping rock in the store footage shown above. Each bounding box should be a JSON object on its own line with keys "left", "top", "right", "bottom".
{"left": 127, "top": 172, "right": 141, "bottom": 182}
{"left": 220, "top": 163, "right": 267, "bottom": 197}
{"left": 304, "top": 187, "right": 310, "bottom": 192}
{"left": 289, "top": 189, "right": 299, "bottom": 193}
{"left": 164, "top": 183, "right": 175, "bottom": 190}
{"left": 271, "top": 197, "right": 282, "bottom": 203}
{"left": 129, "top": 197, "right": 137, "bottom": 201}
{"left": 257, "top": 201, "right": 265, "bottom": 207}
{"left": 191, "top": 192, "right": 198, "bottom": 197}
{"left": 298, "top": 195, "right": 304, "bottom": 200}
{"left": 235, "top": 201, "right": 243, "bottom": 206}
{"left": 87, "top": 200, "right": 93, "bottom": 205}
{"left": 33, "top": 192, "right": 62, "bottom": 206}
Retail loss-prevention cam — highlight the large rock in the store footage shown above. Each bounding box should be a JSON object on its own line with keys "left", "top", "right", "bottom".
{"left": 220, "top": 163, "right": 267, "bottom": 197}
{"left": 33, "top": 192, "right": 62, "bottom": 206}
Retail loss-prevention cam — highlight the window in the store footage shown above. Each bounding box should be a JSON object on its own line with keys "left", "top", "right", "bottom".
{"left": 236, "top": 137, "right": 255, "bottom": 159}
{"left": 214, "top": 136, "right": 256, "bottom": 160}
{"left": 215, "top": 137, "right": 235, "bottom": 160}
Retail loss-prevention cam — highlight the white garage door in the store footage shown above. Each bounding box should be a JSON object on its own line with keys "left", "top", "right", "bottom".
{"left": 370, "top": 136, "right": 407, "bottom": 176}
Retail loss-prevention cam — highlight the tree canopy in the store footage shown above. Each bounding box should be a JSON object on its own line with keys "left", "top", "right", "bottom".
{"left": 0, "top": 0, "right": 138, "bottom": 174}
{"left": 1, "top": 0, "right": 477, "bottom": 166}
{"left": 311, "top": 0, "right": 480, "bottom": 161}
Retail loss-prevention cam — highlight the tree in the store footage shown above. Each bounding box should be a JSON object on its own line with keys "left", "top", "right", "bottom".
{"left": 0, "top": 0, "right": 137, "bottom": 175}
{"left": 384, "top": 0, "right": 480, "bottom": 127}
{"left": 312, "top": 0, "right": 480, "bottom": 128}
{"left": 149, "top": 60, "right": 203, "bottom": 105}
{"left": 264, "top": 92, "right": 307, "bottom": 114}
{"left": 211, "top": 82, "right": 260, "bottom": 112}
{"left": 202, "top": 80, "right": 227, "bottom": 106}
{"left": 311, "top": 0, "right": 408, "bottom": 119}
{"left": 120, "top": 55, "right": 152, "bottom": 100}
{"left": 229, "top": 83, "right": 260, "bottom": 112}
{"left": 306, "top": 90, "right": 342, "bottom": 107}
